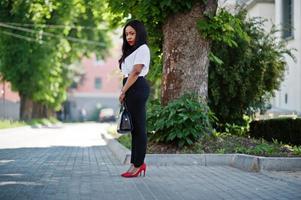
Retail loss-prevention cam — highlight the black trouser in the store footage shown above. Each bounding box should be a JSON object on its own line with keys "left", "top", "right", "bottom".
{"left": 123, "top": 77, "right": 150, "bottom": 167}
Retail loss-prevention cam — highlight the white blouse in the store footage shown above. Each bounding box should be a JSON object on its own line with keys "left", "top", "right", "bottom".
{"left": 121, "top": 44, "right": 150, "bottom": 77}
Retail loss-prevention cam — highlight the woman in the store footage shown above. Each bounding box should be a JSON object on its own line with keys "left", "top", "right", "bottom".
{"left": 118, "top": 20, "right": 150, "bottom": 178}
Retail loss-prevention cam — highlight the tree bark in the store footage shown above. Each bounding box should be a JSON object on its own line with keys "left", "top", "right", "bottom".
{"left": 20, "top": 95, "right": 55, "bottom": 120}
{"left": 20, "top": 94, "right": 33, "bottom": 121}
{"left": 161, "top": 1, "right": 217, "bottom": 105}
{"left": 32, "top": 102, "right": 55, "bottom": 119}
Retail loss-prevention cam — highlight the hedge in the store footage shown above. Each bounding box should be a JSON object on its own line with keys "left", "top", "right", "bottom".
{"left": 249, "top": 118, "right": 301, "bottom": 145}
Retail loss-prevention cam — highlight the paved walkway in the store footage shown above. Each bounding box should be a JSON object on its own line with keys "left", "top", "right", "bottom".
{"left": 0, "top": 123, "right": 300, "bottom": 200}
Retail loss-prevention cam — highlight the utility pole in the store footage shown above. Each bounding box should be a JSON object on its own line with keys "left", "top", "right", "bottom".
{"left": 0, "top": 78, "right": 5, "bottom": 119}
{"left": 3, "top": 81, "right": 5, "bottom": 119}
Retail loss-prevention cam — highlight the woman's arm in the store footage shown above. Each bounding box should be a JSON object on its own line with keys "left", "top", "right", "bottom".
{"left": 119, "top": 64, "right": 144, "bottom": 103}
{"left": 122, "top": 64, "right": 144, "bottom": 93}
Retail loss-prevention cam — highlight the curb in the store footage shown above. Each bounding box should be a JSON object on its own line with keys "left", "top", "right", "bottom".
{"left": 101, "top": 133, "right": 301, "bottom": 172}
{"left": 101, "top": 133, "right": 131, "bottom": 164}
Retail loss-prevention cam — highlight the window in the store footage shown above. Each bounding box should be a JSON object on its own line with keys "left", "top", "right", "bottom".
{"left": 70, "top": 82, "right": 78, "bottom": 89}
{"left": 95, "top": 56, "right": 104, "bottom": 66}
{"left": 282, "top": 0, "right": 293, "bottom": 39}
{"left": 285, "top": 93, "right": 288, "bottom": 104}
{"left": 94, "top": 77, "right": 102, "bottom": 89}
{"left": 95, "top": 59, "right": 104, "bottom": 66}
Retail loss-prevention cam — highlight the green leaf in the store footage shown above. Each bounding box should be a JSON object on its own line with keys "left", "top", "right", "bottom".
{"left": 209, "top": 52, "right": 224, "bottom": 65}
{"left": 147, "top": 92, "right": 214, "bottom": 147}
{"left": 0, "top": 0, "right": 112, "bottom": 117}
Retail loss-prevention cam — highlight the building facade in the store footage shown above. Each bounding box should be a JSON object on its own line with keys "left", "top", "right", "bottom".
{"left": 0, "top": 80, "right": 20, "bottom": 120}
{"left": 273, "top": 0, "right": 301, "bottom": 114}
{"left": 245, "top": 0, "right": 301, "bottom": 114}
{"left": 67, "top": 42, "right": 123, "bottom": 121}
{"left": 0, "top": 40, "right": 123, "bottom": 121}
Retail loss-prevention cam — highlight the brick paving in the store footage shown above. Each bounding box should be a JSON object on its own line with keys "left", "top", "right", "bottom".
{"left": 0, "top": 123, "right": 300, "bottom": 200}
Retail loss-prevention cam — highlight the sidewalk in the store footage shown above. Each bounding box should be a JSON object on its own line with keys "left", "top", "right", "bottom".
{"left": 0, "top": 123, "right": 300, "bottom": 200}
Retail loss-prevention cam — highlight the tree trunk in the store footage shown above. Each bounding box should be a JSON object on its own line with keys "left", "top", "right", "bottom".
{"left": 161, "top": 1, "right": 217, "bottom": 105}
{"left": 32, "top": 102, "right": 55, "bottom": 119}
{"left": 20, "top": 95, "right": 55, "bottom": 120}
{"left": 20, "top": 94, "right": 33, "bottom": 121}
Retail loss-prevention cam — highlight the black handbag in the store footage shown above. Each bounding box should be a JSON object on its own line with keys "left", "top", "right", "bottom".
{"left": 117, "top": 103, "right": 133, "bottom": 134}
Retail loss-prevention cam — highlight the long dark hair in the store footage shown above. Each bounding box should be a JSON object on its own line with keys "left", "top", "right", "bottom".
{"left": 119, "top": 20, "right": 147, "bottom": 69}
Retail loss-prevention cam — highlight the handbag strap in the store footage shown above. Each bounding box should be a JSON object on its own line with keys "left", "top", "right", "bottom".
{"left": 123, "top": 102, "right": 129, "bottom": 111}
{"left": 119, "top": 104, "right": 124, "bottom": 113}
{"left": 120, "top": 102, "right": 129, "bottom": 113}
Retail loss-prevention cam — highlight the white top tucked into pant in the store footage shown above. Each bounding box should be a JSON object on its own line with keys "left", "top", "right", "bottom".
{"left": 121, "top": 44, "right": 150, "bottom": 78}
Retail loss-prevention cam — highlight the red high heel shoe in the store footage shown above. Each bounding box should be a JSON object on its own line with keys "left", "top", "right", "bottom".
{"left": 121, "top": 172, "right": 130, "bottom": 177}
{"left": 123, "top": 163, "right": 146, "bottom": 178}
{"left": 121, "top": 164, "right": 134, "bottom": 177}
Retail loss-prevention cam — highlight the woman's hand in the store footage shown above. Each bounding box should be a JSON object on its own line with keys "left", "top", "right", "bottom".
{"left": 119, "top": 91, "right": 125, "bottom": 104}
{"left": 120, "top": 65, "right": 143, "bottom": 103}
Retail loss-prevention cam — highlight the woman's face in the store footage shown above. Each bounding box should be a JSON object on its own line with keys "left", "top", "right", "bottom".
{"left": 125, "top": 25, "right": 136, "bottom": 46}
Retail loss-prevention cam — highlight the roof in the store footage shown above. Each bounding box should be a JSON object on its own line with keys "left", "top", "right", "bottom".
{"left": 236, "top": 0, "right": 250, "bottom": 5}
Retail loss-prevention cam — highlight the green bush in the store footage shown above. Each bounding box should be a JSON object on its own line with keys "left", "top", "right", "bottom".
{"left": 249, "top": 118, "right": 301, "bottom": 145}
{"left": 147, "top": 93, "right": 216, "bottom": 147}
{"left": 48, "top": 117, "right": 60, "bottom": 124}
{"left": 235, "top": 142, "right": 278, "bottom": 156}
{"left": 201, "top": 10, "right": 294, "bottom": 125}
{"left": 30, "top": 118, "right": 51, "bottom": 126}
{"left": 223, "top": 115, "right": 251, "bottom": 136}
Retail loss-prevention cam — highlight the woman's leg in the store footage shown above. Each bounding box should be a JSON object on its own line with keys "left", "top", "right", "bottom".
{"left": 125, "top": 99, "right": 146, "bottom": 167}
{"left": 130, "top": 100, "right": 147, "bottom": 167}
{"left": 130, "top": 129, "right": 136, "bottom": 164}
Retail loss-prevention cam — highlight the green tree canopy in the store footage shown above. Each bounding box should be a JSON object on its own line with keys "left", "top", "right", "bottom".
{"left": 108, "top": 0, "right": 217, "bottom": 101}
{"left": 0, "top": 0, "right": 112, "bottom": 119}
{"left": 107, "top": 2, "right": 292, "bottom": 126}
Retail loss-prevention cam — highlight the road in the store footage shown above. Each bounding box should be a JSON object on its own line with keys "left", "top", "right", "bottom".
{"left": 0, "top": 123, "right": 300, "bottom": 200}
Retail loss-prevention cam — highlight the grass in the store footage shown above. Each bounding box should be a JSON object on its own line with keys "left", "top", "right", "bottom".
{"left": 0, "top": 117, "right": 61, "bottom": 130}
{"left": 0, "top": 120, "right": 27, "bottom": 129}
{"left": 117, "top": 134, "right": 131, "bottom": 149}
{"left": 106, "top": 124, "right": 132, "bottom": 149}
{"left": 106, "top": 124, "right": 120, "bottom": 137}
{"left": 27, "top": 117, "right": 61, "bottom": 127}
